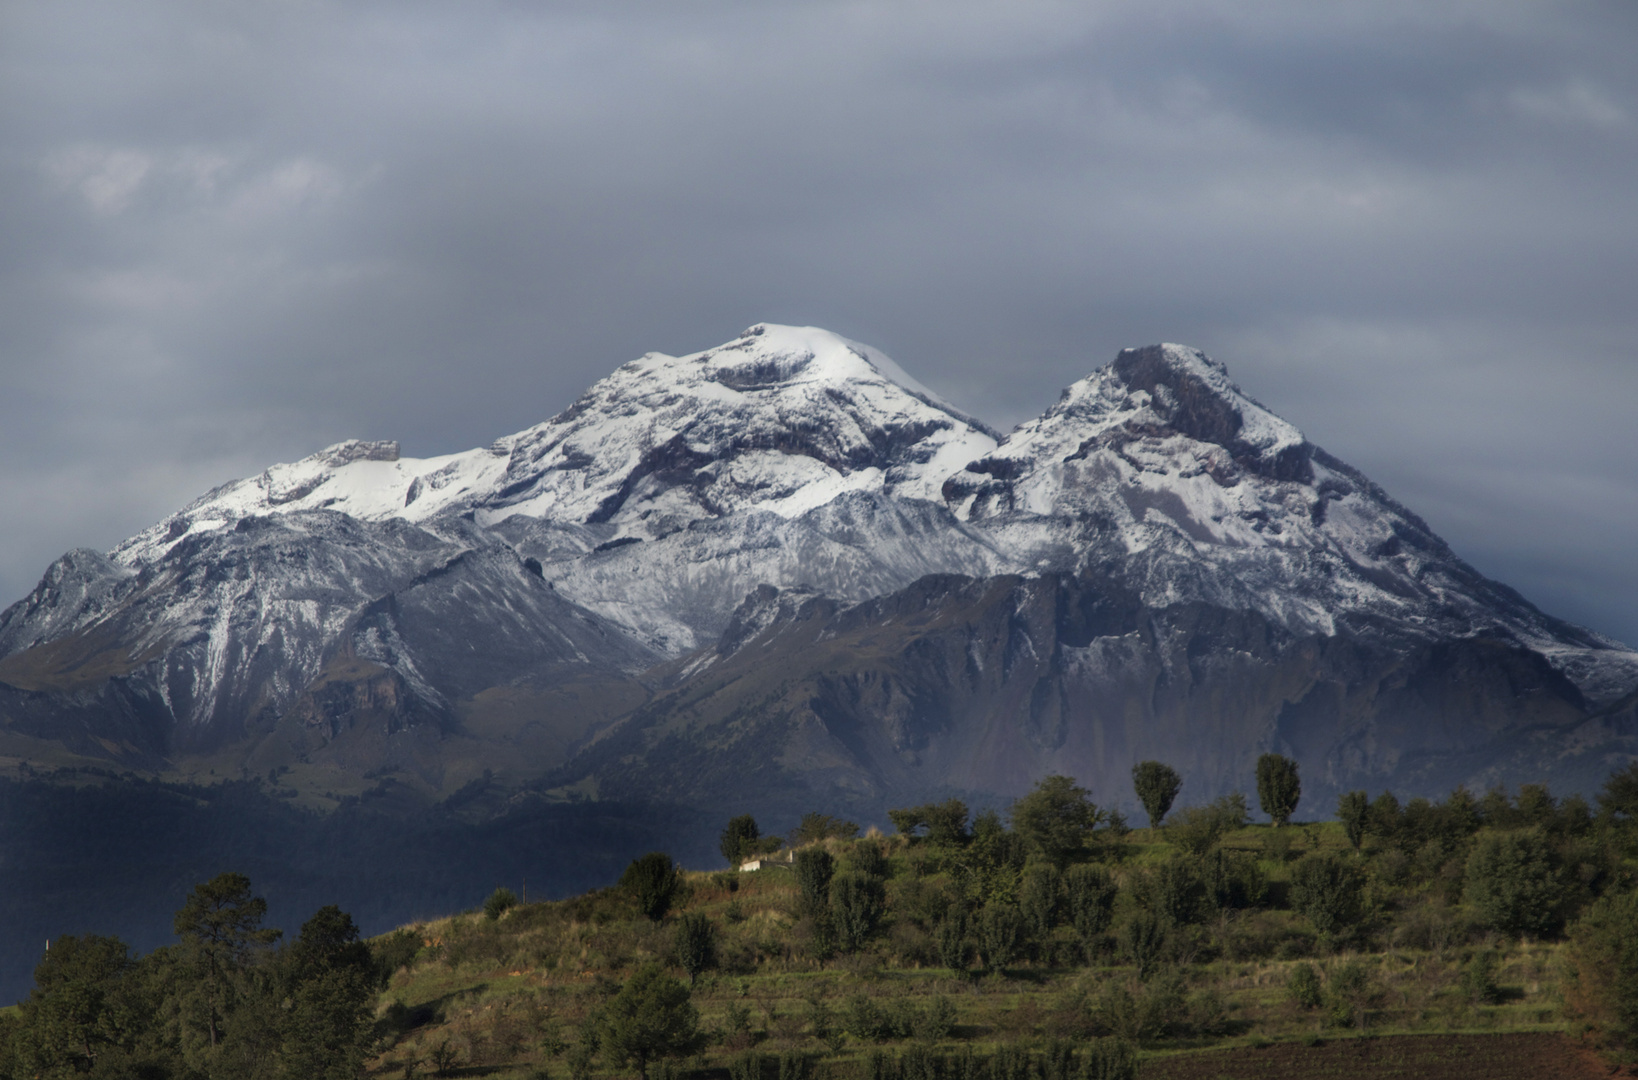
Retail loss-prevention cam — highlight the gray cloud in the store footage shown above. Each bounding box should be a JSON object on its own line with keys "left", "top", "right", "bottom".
{"left": 3, "top": 0, "right": 1635, "bottom": 645}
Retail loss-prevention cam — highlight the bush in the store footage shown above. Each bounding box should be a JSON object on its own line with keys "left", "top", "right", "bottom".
{"left": 1338, "top": 791, "right": 1369, "bottom": 850}
{"left": 914, "top": 996, "right": 957, "bottom": 1041}
{"left": 1200, "top": 847, "right": 1266, "bottom": 911}
{"left": 1287, "top": 962, "right": 1323, "bottom": 1009}
{"left": 674, "top": 913, "right": 717, "bottom": 986}
{"left": 1464, "top": 829, "right": 1564, "bottom": 937}
{"left": 847, "top": 840, "right": 891, "bottom": 879}
{"left": 1168, "top": 795, "right": 1248, "bottom": 856}
{"left": 1096, "top": 974, "right": 1187, "bottom": 1041}
{"left": 484, "top": 888, "right": 519, "bottom": 921}
{"left": 794, "top": 848, "right": 836, "bottom": 916}
{"left": 1564, "top": 888, "right": 1638, "bottom": 1056}
{"left": 1011, "top": 775, "right": 1100, "bottom": 867}
{"left": 831, "top": 872, "right": 886, "bottom": 952}
{"left": 372, "top": 928, "right": 422, "bottom": 978}
{"left": 1064, "top": 864, "right": 1117, "bottom": 957}
{"left": 1082, "top": 1037, "right": 1138, "bottom": 1080}
{"left": 1460, "top": 950, "right": 1501, "bottom": 1004}
{"left": 729, "top": 1050, "right": 766, "bottom": 1080}
{"left": 778, "top": 1050, "right": 813, "bottom": 1080}
{"left": 977, "top": 903, "right": 1025, "bottom": 972}
{"left": 845, "top": 994, "right": 890, "bottom": 1041}
{"left": 1326, "top": 959, "right": 1374, "bottom": 1029}
{"left": 1019, "top": 865, "right": 1062, "bottom": 941}
{"left": 792, "top": 813, "right": 859, "bottom": 845}
{"left": 1289, "top": 854, "right": 1365, "bottom": 938}
{"left": 1134, "top": 856, "right": 1208, "bottom": 926}
{"left": 1117, "top": 910, "right": 1168, "bottom": 979}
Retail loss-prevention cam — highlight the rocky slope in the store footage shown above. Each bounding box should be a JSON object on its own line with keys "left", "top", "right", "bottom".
{"left": 1, "top": 326, "right": 1634, "bottom": 814}
{"left": 560, "top": 570, "right": 1611, "bottom": 822}
{"left": 945, "top": 344, "right": 1636, "bottom": 702}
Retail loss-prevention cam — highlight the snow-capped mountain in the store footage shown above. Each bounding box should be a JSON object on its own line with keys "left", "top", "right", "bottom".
{"left": 112, "top": 324, "right": 995, "bottom": 557}
{"left": 946, "top": 343, "right": 1638, "bottom": 702}
{"left": 2, "top": 325, "right": 1634, "bottom": 809}
{"left": 101, "top": 324, "right": 1008, "bottom": 654}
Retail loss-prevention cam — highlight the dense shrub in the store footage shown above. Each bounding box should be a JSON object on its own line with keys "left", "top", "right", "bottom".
{"left": 1168, "top": 795, "right": 1249, "bottom": 856}
{"left": 831, "top": 872, "right": 887, "bottom": 952}
{"left": 1289, "top": 854, "right": 1365, "bottom": 938}
{"left": 1019, "top": 865, "right": 1062, "bottom": 942}
{"left": 1464, "top": 829, "right": 1563, "bottom": 937}
{"left": 1287, "top": 962, "right": 1323, "bottom": 1008}
{"left": 1460, "top": 950, "right": 1502, "bottom": 1004}
{"left": 935, "top": 913, "right": 969, "bottom": 973}
{"left": 794, "top": 848, "right": 836, "bottom": 916}
{"left": 620, "top": 853, "right": 682, "bottom": 922}
{"left": 1326, "top": 959, "right": 1375, "bottom": 1028}
{"left": 977, "top": 903, "right": 1026, "bottom": 972}
{"left": 1200, "top": 847, "right": 1266, "bottom": 911}
{"left": 847, "top": 840, "right": 891, "bottom": 879}
{"left": 673, "top": 914, "right": 717, "bottom": 986}
{"left": 1117, "top": 911, "right": 1168, "bottom": 979}
{"left": 1564, "top": 888, "right": 1638, "bottom": 1057}
{"left": 1064, "top": 864, "right": 1117, "bottom": 957}
{"left": 484, "top": 887, "right": 519, "bottom": 921}
{"left": 1134, "top": 856, "right": 1208, "bottom": 926}
{"left": 1011, "top": 775, "right": 1100, "bottom": 867}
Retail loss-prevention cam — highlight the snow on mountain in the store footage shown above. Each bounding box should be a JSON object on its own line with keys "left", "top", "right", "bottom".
{"left": 5, "top": 327, "right": 1636, "bottom": 769}
{"left": 496, "top": 491, "right": 1016, "bottom": 654}
{"left": 113, "top": 325, "right": 996, "bottom": 565}
{"left": 100, "top": 324, "right": 1005, "bottom": 653}
{"left": 941, "top": 344, "right": 1638, "bottom": 701}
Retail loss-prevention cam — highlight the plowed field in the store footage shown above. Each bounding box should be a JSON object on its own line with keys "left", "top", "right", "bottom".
{"left": 1142, "top": 1033, "right": 1626, "bottom": 1080}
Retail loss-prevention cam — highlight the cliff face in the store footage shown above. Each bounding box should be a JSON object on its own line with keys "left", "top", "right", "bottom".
{"left": 2, "top": 327, "right": 1633, "bottom": 814}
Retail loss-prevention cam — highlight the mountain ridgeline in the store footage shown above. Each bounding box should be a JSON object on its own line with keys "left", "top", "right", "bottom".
{"left": 4, "top": 325, "right": 1636, "bottom": 821}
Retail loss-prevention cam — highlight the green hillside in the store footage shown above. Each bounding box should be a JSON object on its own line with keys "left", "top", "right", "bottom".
{"left": 5, "top": 761, "right": 1638, "bottom": 1079}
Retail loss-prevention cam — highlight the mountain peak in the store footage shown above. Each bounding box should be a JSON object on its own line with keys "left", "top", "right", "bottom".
{"left": 109, "top": 325, "right": 998, "bottom": 568}
{"left": 697, "top": 324, "right": 996, "bottom": 437}
{"left": 1109, "top": 344, "right": 1309, "bottom": 482}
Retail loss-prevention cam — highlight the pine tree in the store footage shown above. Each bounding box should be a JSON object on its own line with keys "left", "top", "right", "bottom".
{"left": 275, "top": 906, "right": 379, "bottom": 1080}
{"left": 622, "top": 853, "right": 681, "bottom": 922}
{"left": 600, "top": 963, "right": 699, "bottom": 1077}
{"left": 172, "top": 872, "right": 281, "bottom": 1056}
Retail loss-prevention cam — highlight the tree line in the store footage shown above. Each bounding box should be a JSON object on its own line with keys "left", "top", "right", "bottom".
{"left": 0, "top": 873, "right": 387, "bottom": 1080}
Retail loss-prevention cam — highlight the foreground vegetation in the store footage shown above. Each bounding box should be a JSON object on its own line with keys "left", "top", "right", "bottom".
{"left": 7, "top": 755, "right": 1638, "bottom": 1079}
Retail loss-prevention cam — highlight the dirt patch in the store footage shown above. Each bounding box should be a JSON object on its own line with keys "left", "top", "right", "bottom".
{"left": 1142, "top": 1032, "right": 1629, "bottom": 1080}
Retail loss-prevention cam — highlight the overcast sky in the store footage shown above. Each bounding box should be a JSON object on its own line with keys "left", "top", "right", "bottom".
{"left": 2, "top": 0, "right": 1635, "bottom": 647}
